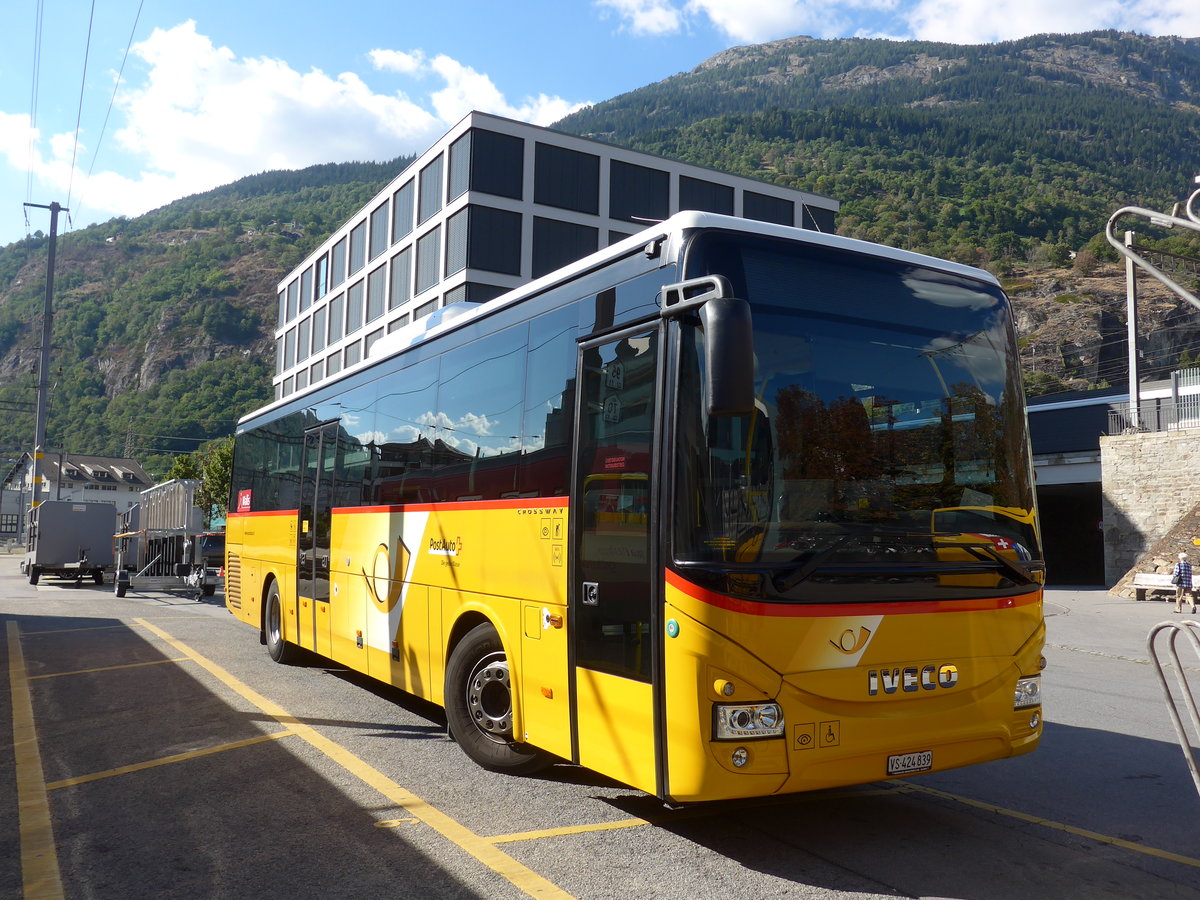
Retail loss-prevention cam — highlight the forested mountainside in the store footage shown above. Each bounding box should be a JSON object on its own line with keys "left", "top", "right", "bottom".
{"left": 0, "top": 159, "right": 410, "bottom": 472}
{"left": 1, "top": 30, "right": 1198, "bottom": 473}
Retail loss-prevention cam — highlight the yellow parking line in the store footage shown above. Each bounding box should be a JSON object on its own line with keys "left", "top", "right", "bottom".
{"left": 46, "top": 731, "right": 296, "bottom": 790}
{"left": 490, "top": 818, "right": 650, "bottom": 844}
{"left": 900, "top": 782, "right": 1200, "bottom": 869}
{"left": 7, "top": 621, "right": 64, "bottom": 900}
{"left": 29, "top": 657, "right": 189, "bottom": 679}
{"left": 136, "top": 618, "right": 575, "bottom": 900}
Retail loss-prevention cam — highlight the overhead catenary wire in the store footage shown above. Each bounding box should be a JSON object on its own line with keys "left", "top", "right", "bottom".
{"left": 24, "top": 0, "right": 45, "bottom": 221}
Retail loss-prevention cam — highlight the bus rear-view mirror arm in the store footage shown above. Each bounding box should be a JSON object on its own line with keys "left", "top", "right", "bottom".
{"left": 662, "top": 275, "right": 756, "bottom": 417}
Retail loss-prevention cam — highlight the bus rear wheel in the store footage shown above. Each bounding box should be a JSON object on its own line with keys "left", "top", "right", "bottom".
{"left": 265, "top": 582, "right": 297, "bottom": 664}
{"left": 445, "top": 623, "right": 549, "bottom": 775}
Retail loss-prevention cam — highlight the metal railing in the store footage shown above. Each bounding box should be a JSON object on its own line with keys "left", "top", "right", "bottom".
{"left": 1108, "top": 396, "right": 1200, "bottom": 434}
{"left": 1148, "top": 620, "right": 1200, "bottom": 801}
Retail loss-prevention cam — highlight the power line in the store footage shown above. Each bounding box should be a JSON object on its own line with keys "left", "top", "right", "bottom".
{"left": 75, "top": 0, "right": 146, "bottom": 228}
{"left": 24, "top": 0, "right": 45, "bottom": 214}
{"left": 65, "top": 0, "right": 98, "bottom": 214}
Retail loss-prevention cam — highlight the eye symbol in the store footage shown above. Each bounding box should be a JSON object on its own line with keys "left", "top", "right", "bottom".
{"left": 830, "top": 626, "right": 872, "bottom": 655}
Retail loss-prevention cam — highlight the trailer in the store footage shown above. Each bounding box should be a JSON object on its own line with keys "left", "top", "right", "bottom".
{"left": 113, "top": 479, "right": 223, "bottom": 599}
{"left": 23, "top": 500, "right": 117, "bottom": 585}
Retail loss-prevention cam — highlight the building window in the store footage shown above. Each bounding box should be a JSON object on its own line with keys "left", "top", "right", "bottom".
{"left": 743, "top": 191, "right": 794, "bottom": 226}
{"left": 297, "top": 317, "right": 311, "bottom": 363}
{"left": 2, "top": 514, "right": 19, "bottom": 534}
{"left": 449, "top": 133, "right": 471, "bottom": 203}
{"left": 349, "top": 221, "right": 367, "bottom": 275}
{"left": 415, "top": 298, "right": 439, "bottom": 320}
{"left": 416, "top": 227, "right": 442, "bottom": 295}
{"left": 471, "top": 129, "right": 524, "bottom": 200}
{"left": 277, "top": 291, "right": 286, "bottom": 326}
{"left": 446, "top": 208, "right": 468, "bottom": 277}
{"left": 327, "top": 351, "right": 342, "bottom": 377}
{"left": 369, "top": 201, "right": 389, "bottom": 260}
{"left": 392, "top": 181, "right": 414, "bottom": 244}
{"left": 802, "top": 204, "right": 836, "bottom": 233}
{"left": 609, "top": 160, "right": 669, "bottom": 224}
{"left": 286, "top": 279, "right": 298, "bottom": 321}
{"left": 300, "top": 266, "right": 313, "bottom": 312}
{"left": 346, "top": 280, "right": 364, "bottom": 335}
{"left": 344, "top": 340, "right": 362, "bottom": 367}
{"left": 680, "top": 176, "right": 734, "bottom": 215}
{"left": 365, "top": 327, "right": 385, "bottom": 357}
{"left": 330, "top": 237, "right": 347, "bottom": 288}
{"left": 469, "top": 206, "right": 522, "bottom": 275}
{"left": 315, "top": 254, "right": 328, "bottom": 300}
{"left": 328, "top": 293, "right": 344, "bottom": 344}
{"left": 367, "top": 265, "right": 387, "bottom": 323}
{"left": 390, "top": 247, "right": 412, "bottom": 311}
{"left": 312, "top": 306, "right": 327, "bottom": 353}
{"left": 388, "top": 314, "right": 410, "bottom": 332}
{"left": 535, "top": 143, "right": 599, "bottom": 214}
{"left": 309, "top": 359, "right": 324, "bottom": 383}
{"left": 533, "top": 217, "right": 598, "bottom": 278}
{"left": 275, "top": 337, "right": 284, "bottom": 375}
{"left": 418, "top": 153, "right": 444, "bottom": 225}
{"left": 284, "top": 327, "right": 296, "bottom": 370}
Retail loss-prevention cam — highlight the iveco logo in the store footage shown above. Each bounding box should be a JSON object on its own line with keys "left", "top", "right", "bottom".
{"left": 868, "top": 664, "right": 959, "bottom": 695}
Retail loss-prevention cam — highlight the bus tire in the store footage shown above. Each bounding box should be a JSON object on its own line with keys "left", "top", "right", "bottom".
{"left": 265, "top": 582, "right": 297, "bottom": 664}
{"left": 445, "top": 622, "right": 549, "bottom": 775}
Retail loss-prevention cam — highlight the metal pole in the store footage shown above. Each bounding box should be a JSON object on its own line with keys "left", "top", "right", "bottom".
{"left": 23, "top": 201, "right": 63, "bottom": 511}
{"left": 1126, "top": 230, "right": 1139, "bottom": 429}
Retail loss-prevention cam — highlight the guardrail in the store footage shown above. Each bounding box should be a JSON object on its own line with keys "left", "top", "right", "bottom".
{"left": 1148, "top": 620, "right": 1200, "bottom": 801}
{"left": 1108, "top": 397, "right": 1200, "bottom": 434}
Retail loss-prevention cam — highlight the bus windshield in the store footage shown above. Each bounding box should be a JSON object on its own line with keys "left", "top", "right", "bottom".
{"left": 676, "top": 231, "right": 1041, "bottom": 601}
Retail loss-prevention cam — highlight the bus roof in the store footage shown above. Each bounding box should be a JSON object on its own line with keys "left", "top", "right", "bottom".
{"left": 242, "top": 211, "right": 1001, "bottom": 427}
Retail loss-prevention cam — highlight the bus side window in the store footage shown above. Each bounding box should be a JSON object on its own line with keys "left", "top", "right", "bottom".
{"left": 520, "top": 305, "right": 578, "bottom": 498}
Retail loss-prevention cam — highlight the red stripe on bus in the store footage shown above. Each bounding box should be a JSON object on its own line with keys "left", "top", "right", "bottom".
{"left": 665, "top": 568, "right": 1039, "bottom": 617}
{"left": 227, "top": 509, "right": 298, "bottom": 519}
{"left": 334, "top": 497, "right": 569, "bottom": 514}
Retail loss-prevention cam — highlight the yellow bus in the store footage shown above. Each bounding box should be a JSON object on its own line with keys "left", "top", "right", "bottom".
{"left": 226, "top": 211, "right": 1044, "bottom": 803}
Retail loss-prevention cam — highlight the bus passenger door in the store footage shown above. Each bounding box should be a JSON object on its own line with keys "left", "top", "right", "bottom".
{"left": 298, "top": 421, "right": 337, "bottom": 656}
{"left": 571, "top": 325, "right": 662, "bottom": 796}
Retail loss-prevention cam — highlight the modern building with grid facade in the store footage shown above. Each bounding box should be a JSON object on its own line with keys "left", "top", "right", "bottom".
{"left": 273, "top": 111, "right": 838, "bottom": 400}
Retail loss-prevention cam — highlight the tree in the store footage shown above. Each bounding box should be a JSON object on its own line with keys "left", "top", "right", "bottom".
{"left": 164, "top": 454, "right": 202, "bottom": 481}
{"left": 196, "top": 437, "right": 234, "bottom": 527}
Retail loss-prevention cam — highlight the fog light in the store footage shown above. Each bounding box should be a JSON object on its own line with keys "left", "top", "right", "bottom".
{"left": 714, "top": 701, "right": 785, "bottom": 740}
{"left": 1029, "top": 711, "right": 1041, "bottom": 729}
{"left": 1014, "top": 675, "right": 1041, "bottom": 710}
{"left": 731, "top": 747, "right": 749, "bottom": 768}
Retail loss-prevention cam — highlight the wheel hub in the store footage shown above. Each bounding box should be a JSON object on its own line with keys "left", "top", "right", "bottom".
{"left": 466, "top": 651, "right": 512, "bottom": 741}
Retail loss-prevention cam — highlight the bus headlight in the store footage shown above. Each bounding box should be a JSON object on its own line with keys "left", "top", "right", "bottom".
{"left": 1014, "top": 675, "right": 1041, "bottom": 710}
{"left": 713, "top": 702, "right": 785, "bottom": 740}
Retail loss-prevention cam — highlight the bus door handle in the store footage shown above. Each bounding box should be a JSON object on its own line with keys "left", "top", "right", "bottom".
{"left": 582, "top": 582, "right": 600, "bottom": 606}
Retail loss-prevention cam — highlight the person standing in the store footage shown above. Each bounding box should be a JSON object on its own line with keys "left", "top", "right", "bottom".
{"left": 1173, "top": 552, "right": 1196, "bottom": 613}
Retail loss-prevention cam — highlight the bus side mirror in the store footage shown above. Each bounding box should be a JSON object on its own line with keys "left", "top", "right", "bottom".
{"left": 699, "top": 297, "right": 755, "bottom": 417}
{"left": 662, "top": 276, "right": 756, "bottom": 418}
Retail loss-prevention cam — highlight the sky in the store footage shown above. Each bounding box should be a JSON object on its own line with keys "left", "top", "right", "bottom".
{"left": 3, "top": 0, "right": 1199, "bottom": 249}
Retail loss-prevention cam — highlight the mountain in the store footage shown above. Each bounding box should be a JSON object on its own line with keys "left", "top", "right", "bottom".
{"left": 1, "top": 30, "right": 1199, "bottom": 472}
{"left": 0, "top": 159, "right": 410, "bottom": 472}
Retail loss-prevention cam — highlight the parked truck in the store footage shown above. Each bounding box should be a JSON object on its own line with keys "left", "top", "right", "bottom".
{"left": 23, "top": 500, "right": 117, "bottom": 585}
{"left": 113, "top": 479, "right": 223, "bottom": 599}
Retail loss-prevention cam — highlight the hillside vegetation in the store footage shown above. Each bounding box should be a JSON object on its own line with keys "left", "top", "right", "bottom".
{"left": 1, "top": 30, "right": 1199, "bottom": 473}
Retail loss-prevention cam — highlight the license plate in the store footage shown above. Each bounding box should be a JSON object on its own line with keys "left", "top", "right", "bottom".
{"left": 887, "top": 750, "right": 933, "bottom": 775}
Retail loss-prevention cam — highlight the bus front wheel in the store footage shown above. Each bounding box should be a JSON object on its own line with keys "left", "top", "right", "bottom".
{"left": 265, "top": 583, "right": 297, "bottom": 664}
{"left": 445, "top": 623, "right": 549, "bottom": 775}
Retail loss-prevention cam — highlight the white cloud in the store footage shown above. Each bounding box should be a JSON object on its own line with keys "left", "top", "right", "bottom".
{"left": 596, "top": 0, "right": 685, "bottom": 35}
{"left": 902, "top": 0, "right": 1126, "bottom": 43}
{"left": 685, "top": 0, "right": 826, "bottom": 43}
{"left": 16, "top": 20, "right": 587, "bottom": 233}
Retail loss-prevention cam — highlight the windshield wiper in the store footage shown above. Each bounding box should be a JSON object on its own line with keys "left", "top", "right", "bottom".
{"left": 950, "top": 540, "right": 1041, "bottom": 586}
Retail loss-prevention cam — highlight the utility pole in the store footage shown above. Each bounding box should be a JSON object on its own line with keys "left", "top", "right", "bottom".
{"left": 23, "top": 201, "right": 65, "bottom": 513}
{"left": 1125, "top": 230, "right": 1139, "bottom": 430}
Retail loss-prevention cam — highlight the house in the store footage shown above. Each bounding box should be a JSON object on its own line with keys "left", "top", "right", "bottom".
{"left": 0, "top": 452, "right": 153, "bottom": 543}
